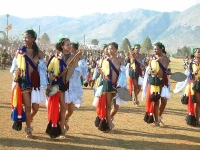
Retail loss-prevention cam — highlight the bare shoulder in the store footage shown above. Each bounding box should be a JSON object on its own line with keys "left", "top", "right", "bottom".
{"left": 38, "top": 50, "right": 44, "bottom": 59}
{"left": 118, "top": 57, "right": 124, "bottom": 65}
{"left": 163, "top": 55, "right": 169, "bottom": 61}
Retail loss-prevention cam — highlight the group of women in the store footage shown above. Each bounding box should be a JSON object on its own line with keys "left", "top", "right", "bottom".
{"left": 9, "top": 29, "right": 200, "bottom": 139}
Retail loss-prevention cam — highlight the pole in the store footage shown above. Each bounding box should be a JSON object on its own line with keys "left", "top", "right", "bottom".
{"left": 6, "top": 14, "right": 9, "bottom": 40}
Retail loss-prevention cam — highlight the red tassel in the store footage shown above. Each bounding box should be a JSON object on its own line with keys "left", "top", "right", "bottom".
{"left": 48, "top": 92, "right": 60, "bottom": 127}
{"left": 146, "top": 84, "right": 152, "bottom": 115}
{"left": 188, "top": 86, "right": 195, "bottom": 115}
{"left": 87, "top": 73, "right": 91, "bottom": 82}
{"left": 96, "top": 94, "right": 107, "bottom": 119}
{"left": 149, "top": 101, "right": 154, "bottom": 115}
{"left": 47, "top": 97, "right": 52, "bottom": 121}
{"left": 17, "top": 86, "right": 22, "bottom": 117}
{"left": 31, "top": 70, "right": 40, "bottom": 90}
{"left": 129, "top": 77, "right": 133, "bottom": 95}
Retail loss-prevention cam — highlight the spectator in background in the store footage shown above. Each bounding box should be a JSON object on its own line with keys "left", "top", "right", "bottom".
{"left": 1, "top": 48, "right": 8, "bottom": 69}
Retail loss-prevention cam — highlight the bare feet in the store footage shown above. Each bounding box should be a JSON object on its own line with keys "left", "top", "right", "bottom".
{"left": 26, "top": 132, "right": 33, "bottom": 139}
{"left": 59, "top": 129, "right": 67, "bottom": 138}
{"left": 107, "top": 124, "right": 114, "bottom": 134}
{"left": 107, "top": 129, "right": 114, "bottom": 134}
{"left": 25, "top": 127, "right": 33, "bottom": 139}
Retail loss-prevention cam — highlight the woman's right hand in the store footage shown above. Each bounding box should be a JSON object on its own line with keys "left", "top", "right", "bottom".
{"left": 49, "top": 73, "right": 56, "bottom": 81}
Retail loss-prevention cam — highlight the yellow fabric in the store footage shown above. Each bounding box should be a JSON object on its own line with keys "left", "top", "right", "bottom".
{"left": 192, "top": 64, "right": 200, "bottom": 78}
{"left": 102, "top": 59, "right": 110, "bottom": 76}
{"left": 149, "top": 59, "right": 161, "bottom": 94}
{"left": 190, "top": 83, "right": 195, "bottom": 95}
{"left": 184, "top": 84, "right": 190, "bottom": 96}
{"left": 47, "top": 57, "right": 55, "bottom": 72}
{"left": 130, "top": 59, "right": 136, "bottom": 70}
{"left": 98, "top": 59, "right": 103, "bottom": 67}
{"left": 17, "top": 54, "right": 26, "bottom": 71}
{"left": 150, "top": 85, "right": 160, "bottom": 94}
{"left": 21, "top": 56, "right": 26, "bottom": 70}
{"left": 53, "top": 57, "right": 60, "bottom": 76}
{"left": 151, "top": 59, "right": 159, "bottom": 74}
{"left": 17, "top": 54, "right": 22, "bottom": 69}
{"left": 13, "top": 88, "right": 18, "bottom": 107}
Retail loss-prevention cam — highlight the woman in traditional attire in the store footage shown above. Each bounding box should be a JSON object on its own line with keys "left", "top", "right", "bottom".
{"left": 127, "top": 44, "right": 145, "bottom": 105}
{"left": 93, "top": 42, "right": 127, "bottom": 134}
{"left": 46, "top": 38, "right": 72, "bottom": 138}
{"left": 10, "top": 29, "right": 46, "bottom": 138}
{"left": 63, "top": 41, "right": 87, "bottom": 134}
{"left": 142, "top": 42, "right": 170, "bottom": 126}
{"left": 180, "top": 48, "right": 200, "bottom": 126}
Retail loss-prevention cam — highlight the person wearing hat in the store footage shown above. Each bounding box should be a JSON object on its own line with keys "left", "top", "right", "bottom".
{"left": 1, "top": 48, "right": 8, "bottom": 69}
{"left": 93, "top": 42, "right": 128, "bottom": 134}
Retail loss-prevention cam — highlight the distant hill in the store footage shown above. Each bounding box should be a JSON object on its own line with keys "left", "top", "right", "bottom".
{"left": 0, "top": 3, "right": 200, "bottom": 53}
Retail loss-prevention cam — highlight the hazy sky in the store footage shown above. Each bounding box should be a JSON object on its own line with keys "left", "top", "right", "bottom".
{"left": 1, "top": 0, "right": 200, "bottom": 18}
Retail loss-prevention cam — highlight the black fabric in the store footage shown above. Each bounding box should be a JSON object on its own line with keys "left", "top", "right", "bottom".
{"left": 102, "top": 80, "right": 116, "bottom": 92}
{"left": 129, "top": 69, "right": 138, "bottom": 79}
{"left": 144, "top": 112, "right": 149, "bottom": 122}
{"left": 49, "top": 122, "right": 61, "bottom": 139}
{"left": 192, "top": 95, "right": 196, "bottom": 103}
{"left": 193, "top": 81, "right": 200, "bottom": 92}
{"left": 18, "top": 76, "right": 31, "bottom": 91}
{"left": 181, "top": 95, "right": 188, "bottom": 105}
{"left": 186, "top": 115, "right": 197, "bottom": 127}
{"left": 98, "top": 118, "right": 109, "bottom": 131}
{"left": 147, "top": 115, "right": 154, "bottom": 124}
{"left": 148, "top": 76, "right": 162, "bottom": 86}
{"left": 12, "top": 121, "right": 22, "bottom": 131}
{"left": 150, "top": 92, "right": 160, "bottom": 102}
{"left": 52, "top": 80, "right": 66, "bottom": 92}
{"left": 94, "top": 116, "right": 101, "bottom": 127}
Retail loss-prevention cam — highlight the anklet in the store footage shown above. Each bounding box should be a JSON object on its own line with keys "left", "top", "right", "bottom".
{"left": 108, "top": 124, "right": 114, "bottom": 130}
{"left": 25, "top": 127, "right": 33, "bottom": 133}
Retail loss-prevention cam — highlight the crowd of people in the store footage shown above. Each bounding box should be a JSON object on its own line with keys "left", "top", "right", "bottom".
{"left": 8, "top": 29, "right": 200, "bottom": 140}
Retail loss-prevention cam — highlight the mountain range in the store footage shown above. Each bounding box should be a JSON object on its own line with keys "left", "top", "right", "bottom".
{"left": 0, "top": 3, "right": 200, "bottom": 53}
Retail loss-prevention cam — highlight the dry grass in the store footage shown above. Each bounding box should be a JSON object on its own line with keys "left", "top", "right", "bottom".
{"left": 0, "top": 58, "right": 200, "bottom": 150}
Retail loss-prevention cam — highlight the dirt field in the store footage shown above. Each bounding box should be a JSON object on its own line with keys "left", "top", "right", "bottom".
{"left": 0, "top": 58, "right": 200, "bottom": 150}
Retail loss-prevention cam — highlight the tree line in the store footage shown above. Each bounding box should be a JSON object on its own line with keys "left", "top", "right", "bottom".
{"left": 39, "top": 33, "right": 196, "bottom": 57}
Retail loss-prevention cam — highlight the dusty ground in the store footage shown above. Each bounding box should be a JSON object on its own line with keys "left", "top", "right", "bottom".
{"left": 0, "top": 58, "right": 200, "bottom": 150}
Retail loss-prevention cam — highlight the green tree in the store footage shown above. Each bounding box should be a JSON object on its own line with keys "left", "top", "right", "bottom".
{"left": 141, "top": 37, "right": 153, "bottom": 52}
{"left": 91, "top": 39, "right": 99, "bottom": 45}
{"left": 40, "top": 33, "right": 51, "bottom": 45}
{"left": 120, "top": 38, "right": 131, "bottom": 52}
{"left": 176, "top": 48, "right": 182, "bottom": 56}
{"left": 181, "top": 46, "right": 190, "bottom": 56}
